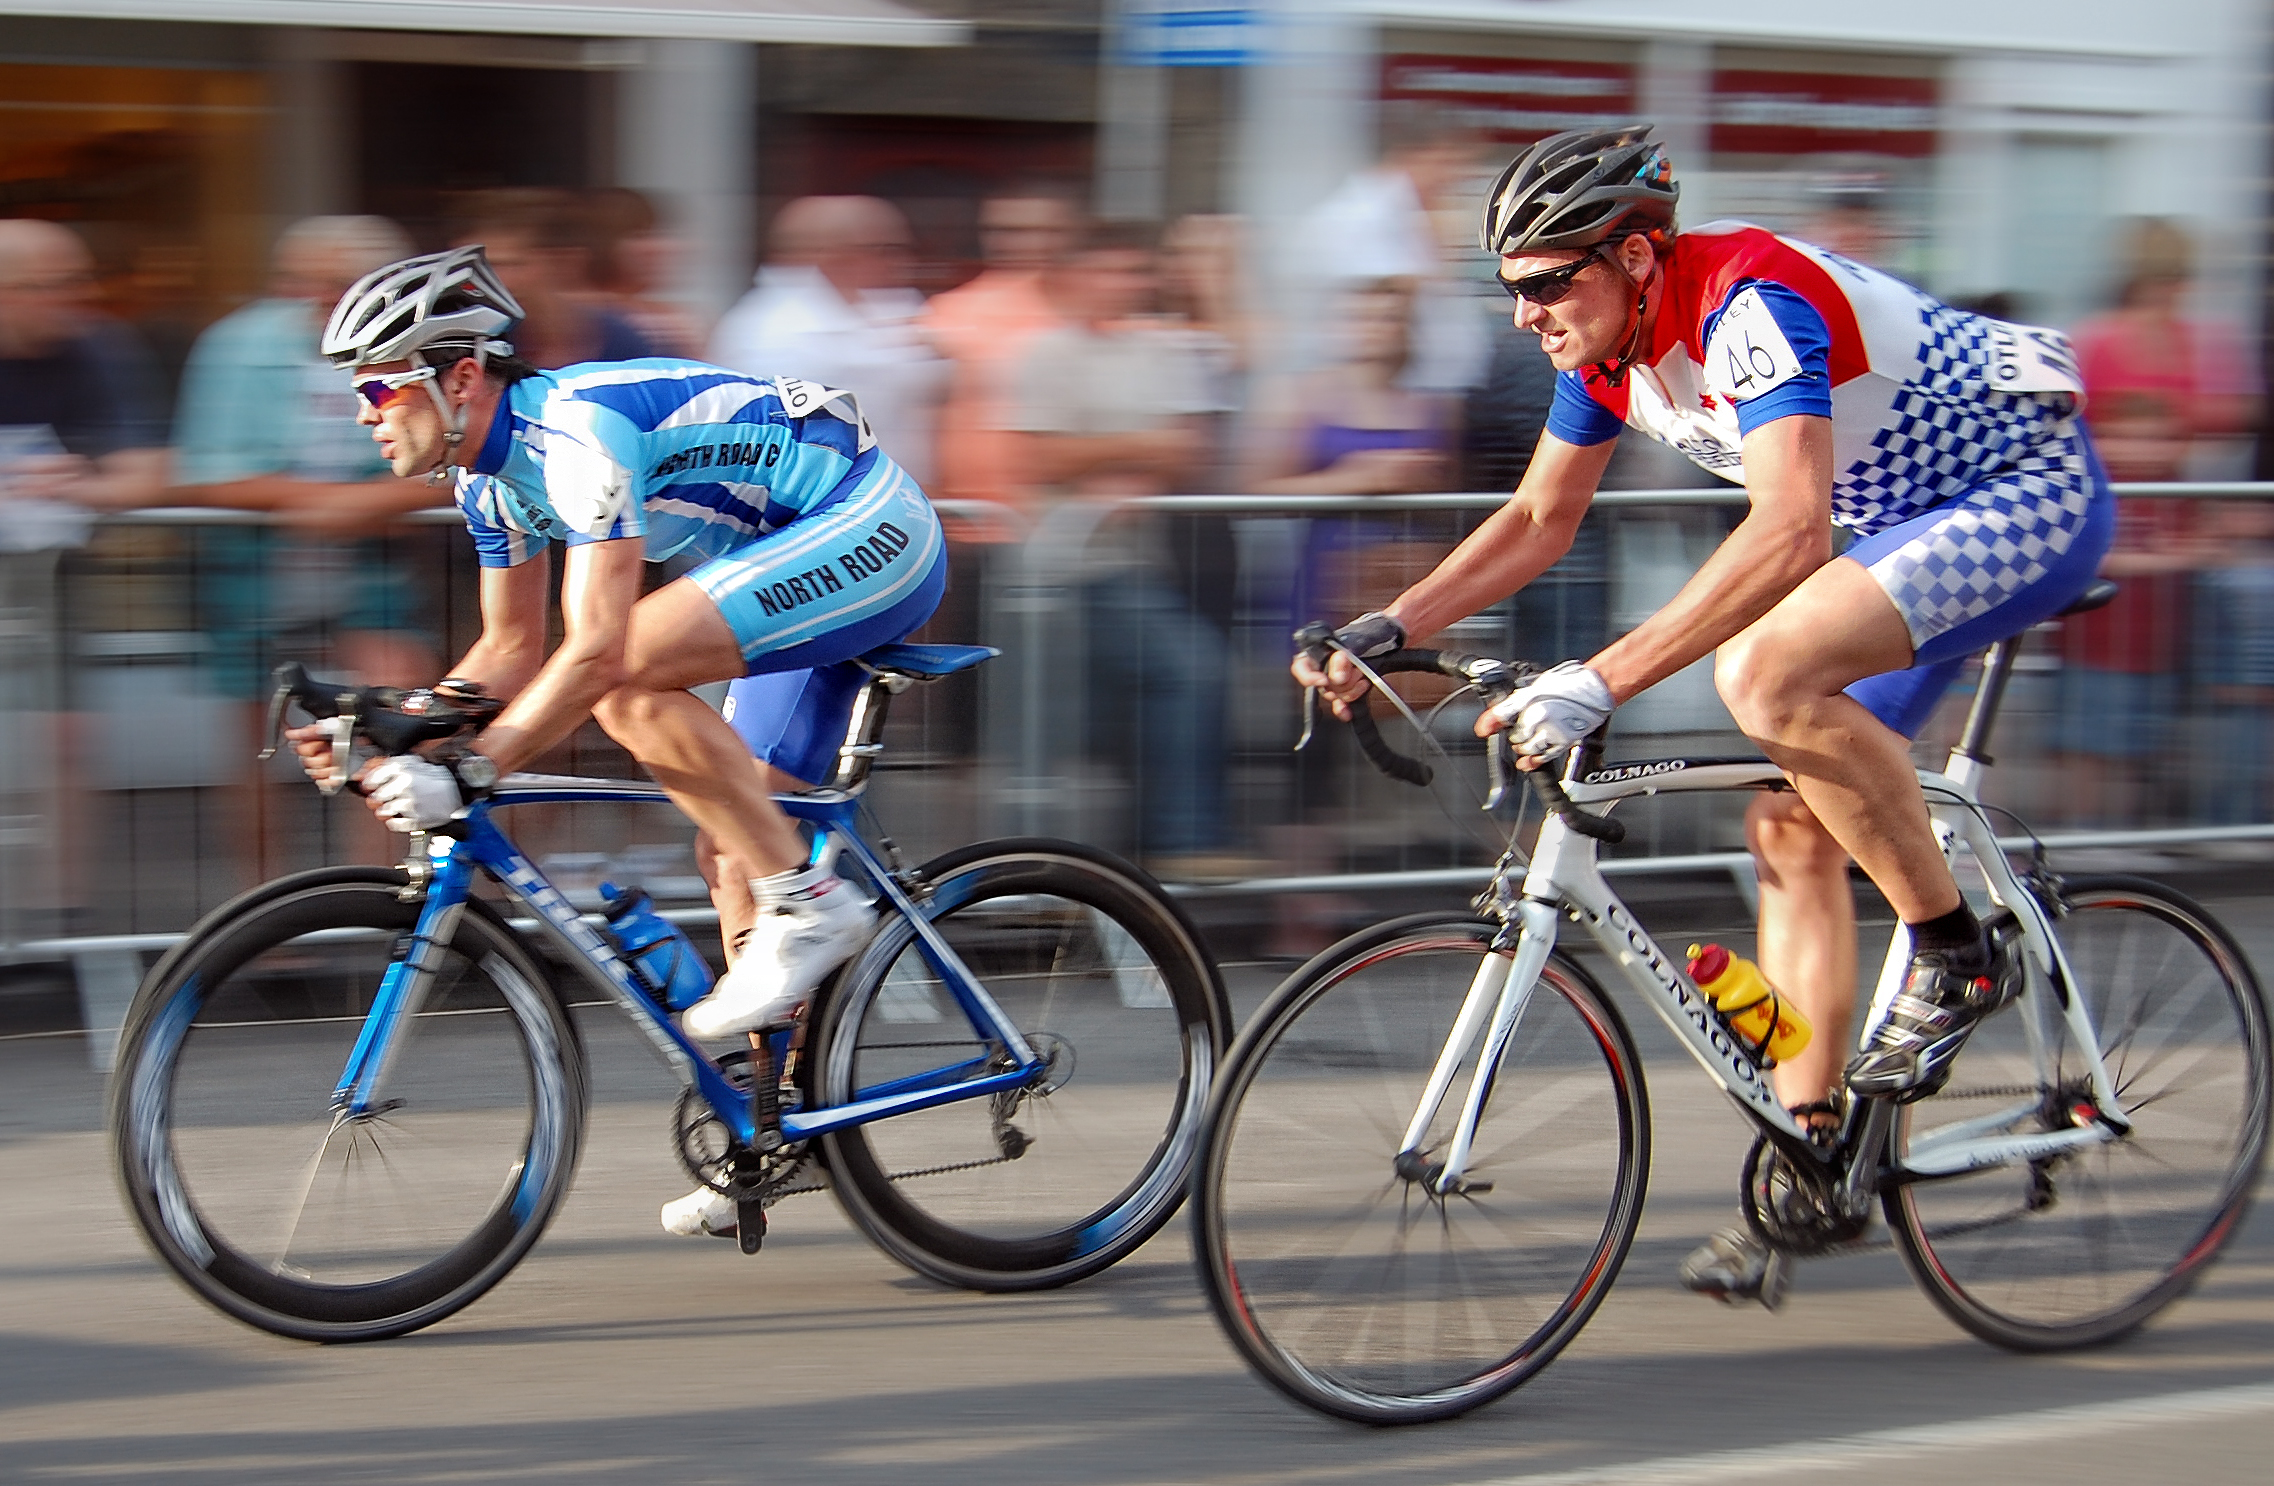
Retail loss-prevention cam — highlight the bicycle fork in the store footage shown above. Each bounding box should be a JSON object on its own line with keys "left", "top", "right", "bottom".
{"left": 331, "top": 846, "right": 477, "bottom": 1119}
{"left": 1396, "top": 900, "right": 1560, "bottom": 1197}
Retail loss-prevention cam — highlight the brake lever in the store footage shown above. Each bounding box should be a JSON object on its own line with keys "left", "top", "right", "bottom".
{"left": 315, "top": 715, "right": 355, "bottom": 796}
{"left": 1291, "top": 621, "right": 1335, "bottom": 754}
{"left": 256, "top": 681, "right": 291, "bottom": 762}
{"left": 1485, "top": 732, "right": 1512, "bottom": 812}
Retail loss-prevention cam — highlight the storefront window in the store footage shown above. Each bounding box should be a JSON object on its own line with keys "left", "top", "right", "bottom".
{"left": 0, "top": 60, "right": 267, "bottom": 405}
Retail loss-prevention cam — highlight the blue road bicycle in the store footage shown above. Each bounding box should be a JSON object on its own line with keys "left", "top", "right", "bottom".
{"left": 110, "top": 644, "right": 1229, "bottom": 1342}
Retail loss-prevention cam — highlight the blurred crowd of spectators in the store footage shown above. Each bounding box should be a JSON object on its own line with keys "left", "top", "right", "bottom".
{"left": 2, "top": 142, "right": 2269, "bottom": 906}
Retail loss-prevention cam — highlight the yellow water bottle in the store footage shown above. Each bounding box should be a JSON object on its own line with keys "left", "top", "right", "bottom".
{"left": 1686, "top": 943, "right": 1812, "bottom": 1066}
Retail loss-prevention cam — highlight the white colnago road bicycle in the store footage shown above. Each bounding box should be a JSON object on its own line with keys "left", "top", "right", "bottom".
{"left": 1191, "top": 591, "right": 2272, "bottom": 1425}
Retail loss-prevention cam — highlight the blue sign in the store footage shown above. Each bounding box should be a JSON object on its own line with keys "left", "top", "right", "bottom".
{"left": 1124, "top": 7, "right": 1253, "bottom": 68}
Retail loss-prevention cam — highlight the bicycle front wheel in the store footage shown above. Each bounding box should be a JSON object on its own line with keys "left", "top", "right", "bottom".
{"left": 1889, "top": 876, "right": 2272, "bottom": 1350}
{"left": 110, "top": 871, "right": 586, "bottom": 1342}
{"left": 1192, "top": 913, "right": 1649, "bottom": 1425}
{"left": 813, "top": 840, "right": 1228, "bottom": 1291}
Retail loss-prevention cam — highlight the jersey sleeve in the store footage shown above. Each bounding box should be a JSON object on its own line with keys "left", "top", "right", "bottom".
{"left": 1702, "top": 281, "right": 1834, "bottom": 434}
{"left": 543, "top": 398, "right": 648, "bottom": 549}
{"left": 457, "top": 475, "right": 543, "bottom": 569}
{"left": 1544, "top": 369, "right": 1625, "bottom": 446}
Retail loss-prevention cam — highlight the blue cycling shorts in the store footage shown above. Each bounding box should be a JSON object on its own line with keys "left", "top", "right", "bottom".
{"left": 693, "top": 453, "right": 947, "bottom": 783}
{"left": 1843, "top": 420, "right": 2116, "bottom": 737}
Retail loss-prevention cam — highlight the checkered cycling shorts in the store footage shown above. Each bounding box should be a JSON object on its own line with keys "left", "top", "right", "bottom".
{"left": 1849, "top": 419, "right": 2104, "bottom": 657}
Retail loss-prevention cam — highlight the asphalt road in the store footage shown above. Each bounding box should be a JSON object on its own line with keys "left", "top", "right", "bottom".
{"left": 6, "top": 908, "right": 2274, "bottom": 1485}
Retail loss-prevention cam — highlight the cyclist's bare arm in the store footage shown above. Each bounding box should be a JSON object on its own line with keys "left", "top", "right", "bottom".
{"left": 448, "top": 556, "right": 555, "bottom": 703}
{"left": 459, "top": 536, "right": 645, "bottom": 773}
{"left": 285, "top": 539, "right": 643, "bottom": 785}
{"left": 1293, "top": 430, "right": 1611, "bottom": 717}
{"left": 1577, "top": 413, "right": 1834, "bottom": 707}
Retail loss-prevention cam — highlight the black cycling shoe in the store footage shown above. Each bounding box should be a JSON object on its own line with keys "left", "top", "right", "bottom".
{"left": 1679, "top": 1227, "right": 1791, "bottom": 1310}
{"left": 1845, "top": 916, "right": 2021, "bottom": 1102}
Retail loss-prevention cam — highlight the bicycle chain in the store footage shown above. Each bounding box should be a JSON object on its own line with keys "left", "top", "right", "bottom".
{"left": 765, "top": 1147, "right": 1022, "bottom": 1204}
{"left": 1936, "top": 1083, "right": 2059, "bottom": 1101}
{"left": 1764, "top": 1084, "right": 2068, "bottom": 1257}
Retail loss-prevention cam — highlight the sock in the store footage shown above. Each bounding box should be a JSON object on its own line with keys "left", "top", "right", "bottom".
{"left": 750, "top": 863, "right": 836, "bottom": 913}
{"left": 1907, "top": 901, "right": 1987, "bottom": 969}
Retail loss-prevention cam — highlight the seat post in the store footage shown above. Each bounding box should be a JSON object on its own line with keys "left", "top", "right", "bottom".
{"left": 1953, "top": 638, "right": 2017, "bottom": 765}
{"left": 827, "top": 672, "right": 906, "bottom": 793}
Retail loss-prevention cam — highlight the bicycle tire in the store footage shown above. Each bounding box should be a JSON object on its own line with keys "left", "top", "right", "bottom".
{"left": 1192, "top": 913, "right": 1649, "bottom": 1424}
{"left": 1888, "top": 875, "right": 2272, "bottom": 1350}
{"left": 813, "top": 838, "right": 1228, "bottom": 1291}
{"left": 110, "top": 871, "right": 587, "bottom": 1342}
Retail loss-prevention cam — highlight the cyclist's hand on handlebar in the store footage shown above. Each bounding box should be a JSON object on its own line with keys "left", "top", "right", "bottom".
{"left": 284, "top": 720, "right": 353, "bottom": 795}
{"left": 362, "top": 756, "right": 484, "bottom": 833}
{"left": 1290, "top": 612, "right": 1405, "bottom": 720}
{"left": 1478, "top": 661, "right": 1614, "bottom": 758}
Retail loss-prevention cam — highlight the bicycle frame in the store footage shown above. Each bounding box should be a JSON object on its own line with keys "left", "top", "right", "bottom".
{"left": 329, "top": 774, "right": 1046, "bottom": 1149}
{"left": 1404, "top": 749, "right": 2132, "bottom": 1197}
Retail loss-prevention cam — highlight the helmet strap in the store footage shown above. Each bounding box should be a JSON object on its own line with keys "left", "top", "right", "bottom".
{"left": 414, "top": 342, "right": 496, "bottom": 483}
{"left": 1587, "top": 246, "right": 1656, "bottom": 390}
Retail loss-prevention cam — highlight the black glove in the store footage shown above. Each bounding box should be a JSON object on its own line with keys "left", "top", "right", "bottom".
{"left": 1334, "top": 611, "right": 1406, "bottom": 659}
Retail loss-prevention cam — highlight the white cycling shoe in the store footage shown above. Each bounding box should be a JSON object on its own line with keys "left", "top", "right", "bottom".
{"left": 661, "top": 1185, "right": 738, "bottom": 1238}
{"left": 681, "top": 875, "right": 874, "bottom": 1039}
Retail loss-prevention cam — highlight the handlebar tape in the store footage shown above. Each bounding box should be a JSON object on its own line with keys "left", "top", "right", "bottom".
{"left": 1348, "top": 697, "right": 1432, "bottom": 786}
{"left": 1294, "top": 639, "right": 1625, "bottom": 841}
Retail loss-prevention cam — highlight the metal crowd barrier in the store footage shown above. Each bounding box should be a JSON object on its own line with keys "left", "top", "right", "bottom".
{"left": 5, "top": 483, "right": 2272, "bottom": 1066}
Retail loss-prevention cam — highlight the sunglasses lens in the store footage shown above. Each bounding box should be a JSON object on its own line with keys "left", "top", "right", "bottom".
{"left": 1501, "top": 267, "right": 1575, "bottom": 307}
{"left": 356, "top": 381, "right": 391, "bottom": 408}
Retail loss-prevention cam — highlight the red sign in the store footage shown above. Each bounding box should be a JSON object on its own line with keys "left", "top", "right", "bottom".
{"left": 1382, "top": 55, "right": 1637, "bottom": 144}
{"left": 1709, "top": 70, "right": 1939, "bottom": 158}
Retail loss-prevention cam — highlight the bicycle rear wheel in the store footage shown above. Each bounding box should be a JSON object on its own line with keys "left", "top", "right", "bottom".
{"left": 1192, "top": 913, "right": 1648, "bottom": 1425}
{"left": 110, "top": 871, "right": 586, "bottom": 1342}
{"left": 1888, "top": 876, "right": 2271, "bottom": 1349}
{"left": 813, "top": 839, "right": 1228, "bottom": 1290}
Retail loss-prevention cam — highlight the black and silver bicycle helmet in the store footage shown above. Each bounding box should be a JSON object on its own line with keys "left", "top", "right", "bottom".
{"left": 1479, "top": 124, "right": 1678, "bottom": 256}
{"left": 321, "top": 245, "right": 524, "bottom": 371}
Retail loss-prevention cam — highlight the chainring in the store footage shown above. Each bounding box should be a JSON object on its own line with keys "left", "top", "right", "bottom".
{"left": 671, "top": 1049, "right": 816, "bottom": 1205}
{"left": 1740, "top": 1131, "right": 1866, "bottom": 1255}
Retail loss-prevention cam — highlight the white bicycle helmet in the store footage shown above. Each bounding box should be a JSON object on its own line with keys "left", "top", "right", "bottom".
{"left": 1479, "top": 125, "right": 1678, "bottom": 256}
{"left": 321, "top": 245, "right": 524, "bottom": 371}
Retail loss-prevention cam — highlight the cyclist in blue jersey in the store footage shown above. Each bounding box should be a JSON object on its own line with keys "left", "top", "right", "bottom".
{"left": 290, "top": 248, "right": 946, "bottom": 1236}
{"left": 1297, "top": 127, "right": 2116, "bottom": 1305}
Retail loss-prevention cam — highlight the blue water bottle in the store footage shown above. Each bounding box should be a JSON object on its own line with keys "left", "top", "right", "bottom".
{"left": 599, "top": 883, "right": 714, "bottom": 1011}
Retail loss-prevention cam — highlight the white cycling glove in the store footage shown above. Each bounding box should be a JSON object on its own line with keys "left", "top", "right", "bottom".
{"left": 362, "top": 756, "right": 467, "bottom": 834}
{"left": 1490, "top": 661, "right": 1616, "bottom": 758}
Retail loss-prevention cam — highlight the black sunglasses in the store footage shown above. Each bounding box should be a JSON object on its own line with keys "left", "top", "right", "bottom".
{"left": 1496, "top": 251, "right": 1604, "bottom": 308}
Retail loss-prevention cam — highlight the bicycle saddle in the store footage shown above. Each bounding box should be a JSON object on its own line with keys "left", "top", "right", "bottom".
{"left": 859, "top": 643, "right": 998, "bottom": 678}
{"left": 2058, "top": 579, "right": 2120, "bottom": 617}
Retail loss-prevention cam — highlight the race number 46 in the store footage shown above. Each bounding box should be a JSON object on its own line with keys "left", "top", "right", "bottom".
{"left": 1707, "top": 288, "right": 1806, "bottom": 401}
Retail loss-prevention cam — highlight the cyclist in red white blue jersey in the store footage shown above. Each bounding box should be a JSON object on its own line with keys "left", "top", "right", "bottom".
{"left": 1297, "top": 125, "right": 2114, "bottom": 1305}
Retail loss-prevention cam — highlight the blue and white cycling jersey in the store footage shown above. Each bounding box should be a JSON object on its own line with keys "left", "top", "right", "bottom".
{"left": 456, "top": 358, "right": 884, "bottom": 569}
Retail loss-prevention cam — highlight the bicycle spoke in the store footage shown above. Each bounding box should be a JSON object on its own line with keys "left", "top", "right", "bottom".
{"left": 1198, "top": 920, "right": 1644, "bottom": 1422}
{"left": 1892, "top": 883, "right": 2269, "bottom": 1349}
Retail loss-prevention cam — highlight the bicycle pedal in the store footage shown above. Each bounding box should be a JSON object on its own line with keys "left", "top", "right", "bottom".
{"left": 736, "top": 1200, "right": 767, "bottom": 1255}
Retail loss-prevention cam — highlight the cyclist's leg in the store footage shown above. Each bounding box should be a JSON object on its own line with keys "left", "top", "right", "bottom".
{"left": 1697, "top": 667, "right": 1966, "bottom": 1299}
{"left": 595, "top": 455, "right": 946, "bottom": 918}
{"left": 1746, "top": 791, "right": 1858, "bottom": 1113}
{"left": 606, "top": 460, "right": 948, "bottom": 1041}
{"left": 704, "top": 662, "right": 871, "bottom": 949}
{"left": 1720, "top": 427, "right": 2115, "bottom": 1098}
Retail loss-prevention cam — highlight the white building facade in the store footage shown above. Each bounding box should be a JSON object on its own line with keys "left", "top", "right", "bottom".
{"left": 1230, "top": 0, "right": 2273, "bottom": 335}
